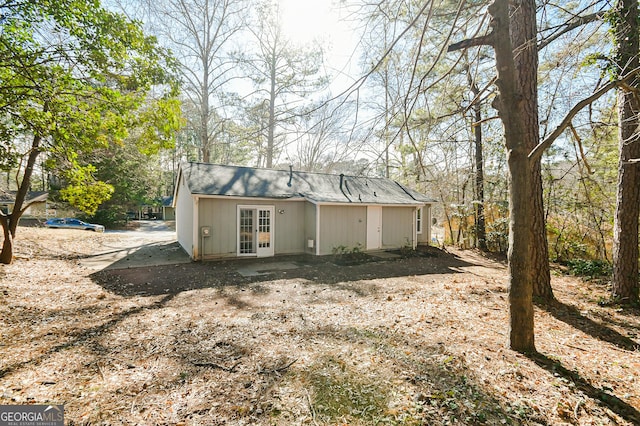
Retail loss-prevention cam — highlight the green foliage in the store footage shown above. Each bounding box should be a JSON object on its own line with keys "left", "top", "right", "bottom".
{"left": 0, "top": 0, "right": 181, "bottom": 212}
{"left": 331, "top": 244, "right": 363, "bottom": 256}
{"left": 486, "top": 217, "right": 509, "bottom": 254}
{"left": 135, "top": 97, "right": 185, "bottom": 155}
{"left": 304, "top": 356, "right": 389, "bottom": 423}
{"left": 60, "top": 164, "right": 114, "bottom": 216}
{"left": 60, "top": 182, "right": 114, "bottom": 217}
{"left": 566, "top": 259, "right": 612, "bottom": 280}
{"left": 62, "top": 130, "right": 174, "bottom": 221}
{"left": 80, "top": 206, "right": 125, "bottom": 229}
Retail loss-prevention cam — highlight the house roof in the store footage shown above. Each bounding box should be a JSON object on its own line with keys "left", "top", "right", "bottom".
{"left": 0, "top": 190, "right": 49, "bottom": 204}
{"left": 178, "top": 162, "right": 433, "bottom": 205}
{"left": 161, "top": 196, "right": 174, "bottom": 207}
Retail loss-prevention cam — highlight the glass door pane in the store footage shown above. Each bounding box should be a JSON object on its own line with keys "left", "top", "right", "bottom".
{"left": 258, "top": 209, "right": 271, "bottom": 248}
{"left": 239, "top": 208, "right": 255, "bottom": 254}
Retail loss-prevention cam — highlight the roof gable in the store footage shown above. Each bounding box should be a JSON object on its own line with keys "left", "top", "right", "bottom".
{"left": 179, "top": 162, "right": 433, "bottom": 205}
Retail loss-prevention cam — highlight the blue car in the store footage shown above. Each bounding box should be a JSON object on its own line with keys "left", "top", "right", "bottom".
{"left": 45, "top": 218, "right": 105, "bottom": 232}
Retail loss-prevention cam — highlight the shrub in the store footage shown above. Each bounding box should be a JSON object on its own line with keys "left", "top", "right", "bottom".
{"left": 566, "top": 259, "right": 612, "bottom": 280}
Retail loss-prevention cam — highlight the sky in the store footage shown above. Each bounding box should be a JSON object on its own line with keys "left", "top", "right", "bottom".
{"left": 277, "top": 0, "right": 361, "bottom": 93}
{"left": 278, "top": 0, "right": 336, "bottom": 44}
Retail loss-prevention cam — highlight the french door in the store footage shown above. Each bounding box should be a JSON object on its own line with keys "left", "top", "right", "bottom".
{"left": 238, "top": 206, "right": 274, "bottom": 257}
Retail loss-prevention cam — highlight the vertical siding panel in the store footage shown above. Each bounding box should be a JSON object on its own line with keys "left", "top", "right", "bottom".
{"left": 382, "top": 207, "right": 413, "bottom": 248}
{"left": 319, "top": 205, "right": 366, "bottom": 255}
{"left": 196, "top": 199, "right": 237, "bottom": 258}
{"left": 304, "top": 202, "right": 317, "bottom": 254}
{"left": 175, "top": 176, "right": 194, "bottom": 257}
{"left": 196, "top": 198, "right": 306, "bottom": 258}
{"left": 417, "top": 205, "right": 432, "bottom": 245}
{"left": 274, "top": 201, "right": 305, "bottom": 254}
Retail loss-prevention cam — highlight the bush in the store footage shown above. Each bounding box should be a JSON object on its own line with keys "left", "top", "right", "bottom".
{"left": 486, "top": 218, "right": 509, "bottom": 254}
{"left": 566, "top": 259, "right": 612, "bottom": 280}
{"left": 80, "top": 207, "right": 127, "bottom": 229}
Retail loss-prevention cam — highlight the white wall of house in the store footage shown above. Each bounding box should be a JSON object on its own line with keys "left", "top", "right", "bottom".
{"left": 318, "top": 205, "right": 367, "bottom": 255}
{"left": 304, "top": 202, "right": 317, "bottom": 255}
{"left": 381, "top": 206, "right": 414, "bottom": 249}
{"left": 175, "top": 175, "right": 195, "bottom": 258}
{"left": 195, "top": 197, "right": 306, "bottom": 259}
{"left": 176, "top": 179, "right": 432, "bottom": 259}
{"left": 416, "top": 204, "right": 433, "bottom": 245}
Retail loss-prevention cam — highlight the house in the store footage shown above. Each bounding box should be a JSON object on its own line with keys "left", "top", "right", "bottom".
{"left": 162, "top": 196, "right": 175, "bottom": 221}
{"left": 0, "top": 190, "right": 49, "bottom": 217}
{"left": 173, "top": 162, "right": 434, "bottom": 260}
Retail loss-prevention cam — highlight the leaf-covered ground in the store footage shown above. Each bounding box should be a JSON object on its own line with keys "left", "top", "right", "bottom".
{"left": 1, "top": 226, "right": 639, "bottom": 425}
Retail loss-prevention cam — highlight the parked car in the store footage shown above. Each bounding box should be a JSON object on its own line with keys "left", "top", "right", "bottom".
{"left": 45, "top": 218, "right": 105, "bottom": 232}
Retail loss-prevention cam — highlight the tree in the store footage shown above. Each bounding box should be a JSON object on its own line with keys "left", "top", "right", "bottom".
{"left": 611, "top": 0, "right": 640, "bottom": 304}
{"left": 135, "top": 0, "right": 248, "bottom": 164}
{"left": 450, "top": 0, "right": 538, "bottom": 352}
{"left": 465, "top": 62, "right": 488, "bottom": 251}
{"left": 240, "top": 1, "right": 328, "bottom": 168}
{"left": 0, "top": 0, "right": 181, "bottom": 264}
{"left": 292, "top": 99, "right": 364, "bottom": 172}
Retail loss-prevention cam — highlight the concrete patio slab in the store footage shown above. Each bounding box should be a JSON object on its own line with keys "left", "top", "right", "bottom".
{"left": 237, "top": 261, "right": 302, "bottom": 277}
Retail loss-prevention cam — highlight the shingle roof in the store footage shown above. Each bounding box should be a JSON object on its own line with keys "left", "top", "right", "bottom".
{"left": 161, "top": 196, "right": 174, "bottom": 207}
{"left": 0, "top": 190, "right": 48, "bottom": 204}
{"left": 179, "top": 162, "right": 433, "bottom": 205}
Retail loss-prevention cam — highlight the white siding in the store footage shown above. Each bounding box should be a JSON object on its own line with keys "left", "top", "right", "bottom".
{"left": 304, "top": 202, "right": 317, "bottom": 254}
{"left": 196, "top": 198, "right": 306, "bottom": 259}
{"left": 318, "top": 205, "right": 367, "bottom": 255}
{"left": 381, "top": 206, "right": 414, "bottom": 249}
{"left": 175, "top": 175, "right": 194, "bottom": 258}
{"left": 274, "top": 201, "right": 305, "bottom": 254}
{"left": 417, "top": 204, "right": 432, "bottom": 245}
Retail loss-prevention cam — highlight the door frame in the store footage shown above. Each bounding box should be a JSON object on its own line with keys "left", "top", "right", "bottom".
{"left": 237, "top": 205, "right": 275, "bottom": 257}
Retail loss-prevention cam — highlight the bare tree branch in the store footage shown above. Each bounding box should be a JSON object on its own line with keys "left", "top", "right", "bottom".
{"left": 529, "top": 66, "right": 640, "bottom": 161}
{"left": 538, "top": 11, "right": 604, "bottom": 51}
{"left": 447, "top": 33, "right": 494, "bottom": 52}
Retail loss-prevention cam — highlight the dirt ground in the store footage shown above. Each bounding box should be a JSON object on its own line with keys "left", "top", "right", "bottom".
{"left": 1, "top": 226, "right": 639, "bottom": 425}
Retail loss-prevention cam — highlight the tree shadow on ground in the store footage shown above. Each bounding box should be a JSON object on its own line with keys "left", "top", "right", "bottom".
{"left": 91, "top": 246, "right": 475, "bottom": 298}
{"left": 0, "top": 293, "right": 175, "bottom": 380}
{"left": 133, "top": 321, "right": 548, "bottom": 425}
{"left": 536, "top": 299, "right": 639, "bottom": 352}
{"left": 527, "top": 351, "right": 640, "bottom": 424}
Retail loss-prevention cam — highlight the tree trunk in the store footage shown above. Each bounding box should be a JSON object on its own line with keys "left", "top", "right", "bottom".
{"left": 490, "top": 0, "right": 536, "bottom": 352}
{"left": 0, "top": 217, "right": 13, "bottom": 264}
{"left": 509, "top": 0, "right": 553, "bottom": 301}
{"left": 0, "top": 135, "right": 42, "bottom": 264}
{"left": 200, "top": 76, "right": 210, "bottom": 163}
{"left": 466, "top": 64, "right": 487, "bottom": 250}
{"left": 472, "top": 100, "right": 487, "bottom": 250}
{"left": 612, "top": 0, "right": 640, "bottom": 303}
{"left": 531, "top": 163, "right": 553, "bottom": 300}
{"left": 266, "top": 44, "right": 277, "bottom": 169}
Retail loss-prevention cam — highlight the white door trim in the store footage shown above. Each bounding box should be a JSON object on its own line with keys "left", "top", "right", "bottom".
{"left": 237, "top": 205, "right": 275, "bottom": 257}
